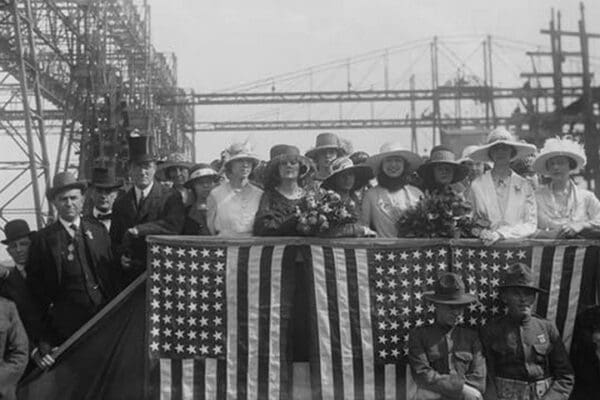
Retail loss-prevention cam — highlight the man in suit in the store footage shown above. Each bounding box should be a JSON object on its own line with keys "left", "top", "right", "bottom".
{"left": 110, "top": 135, "right": 185, "bottom": 283}
{"left": 84, "top": 166, "right": 123, "bottom": 232}
{"left": 26, "top": 172, "right": 120, "bottom": 369}
{"left": 0, "top": 297, "right": 28, "bottom": 400}
{"left": 0, "top": 219, "right": 43, "bottom": 348}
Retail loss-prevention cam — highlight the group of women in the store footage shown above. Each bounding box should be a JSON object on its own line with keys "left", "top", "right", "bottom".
{"left": 176, "top": 128, "right": 600, "bottom": 244}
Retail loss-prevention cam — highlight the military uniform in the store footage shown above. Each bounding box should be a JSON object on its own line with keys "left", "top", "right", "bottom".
{"left": 409, "top": 323, "right": 486, "bottom": 399}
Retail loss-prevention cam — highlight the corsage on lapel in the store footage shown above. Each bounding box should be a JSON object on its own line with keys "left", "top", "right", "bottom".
{"left": 85, "top": 229, "right": 93, "bottom": 240}
{"left": 513, "top": 183, "right": 522, "bottom": 193}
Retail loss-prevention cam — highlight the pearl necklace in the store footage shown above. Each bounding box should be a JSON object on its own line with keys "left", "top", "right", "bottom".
{"left": 549, "top": 182, "right": 574, "bottom": 220}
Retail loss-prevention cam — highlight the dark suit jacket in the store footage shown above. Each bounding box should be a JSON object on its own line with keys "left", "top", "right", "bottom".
{"left": 110, "top": 182, "right": 185, "bottom": 279}
{"left": 0, "top": 297, "right": 29, "bottom": 400}
{"left": 26, "top": 220, "right": 119, "bottom": 346}
{"left": 0, "top": 268, "right": 43, "bottom": 347}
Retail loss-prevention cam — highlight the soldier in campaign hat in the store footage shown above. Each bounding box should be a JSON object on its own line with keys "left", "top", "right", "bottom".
{"left": 408, "top": 272, "right": 486, "bottom": 400}
{"left": 481, "top": 263, "right": 574, "bottom": 399}
{"left": 110, "top": 135, "right": 185, "bottom": 282}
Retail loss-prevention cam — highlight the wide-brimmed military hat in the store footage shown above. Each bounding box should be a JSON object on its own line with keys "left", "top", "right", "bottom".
{"left": 265, "top": 144, "right": 313, "bottom": 179}
{"left": 184, "top": 163, "right": 220, "bottom": 189}
{"left": 305, "top": 132, "right": 346, "bottom": 159}
{"left": 90, "top": 167, "right": 123, "bottom": 190}
{"left": 417, "top": 145, "right": 469, "bottom": 184}
{"left": 46, "top": 171, "right": 87, "bottom": 200}
{"left": 467, "top": 127, "right": 536, "bottom": 163}
{"left": 423, "top": 272, "right": 478, "bottom": 305}
{"left": 2, "top": 219, "right": 34, "bottom": 244}
{"left": 498, "top": 263, "right": 547, "bottom": 293}
{"left": 321, "top": 157, "right": 374, "bottom": 191}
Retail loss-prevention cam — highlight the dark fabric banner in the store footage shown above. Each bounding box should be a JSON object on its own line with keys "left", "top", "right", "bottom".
{"left": 17, "top": 278, "right": 146, "bottom": 400}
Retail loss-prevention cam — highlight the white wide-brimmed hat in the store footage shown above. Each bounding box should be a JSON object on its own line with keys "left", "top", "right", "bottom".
{"left": 222, "top": 142, "right": 260, "bottom": 169}
{"left": 458, "top": 145, "right": 480, "bottom": 163}
{"left": 367, "top": 142, "right": 423, "bottom": 174}
{"left": 532, "top": 137, "right": 586, "bottom": 176}
{"left": 467, "top": 127, "right": 536, "bottom": 163}
{"left": 322, "top": 157, "right": 374, "bottom": 191}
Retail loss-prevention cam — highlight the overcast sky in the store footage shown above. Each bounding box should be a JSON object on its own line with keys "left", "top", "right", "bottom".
{"left": 146, "top": 0, "right": 599, "bottom": 159}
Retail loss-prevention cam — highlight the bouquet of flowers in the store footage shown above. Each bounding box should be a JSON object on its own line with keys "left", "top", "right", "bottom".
{"left": 396, "top": 188, "right": 486, "bottom": 238}
{"left": 296, "top": 189, "right": 358, "bottom": 235}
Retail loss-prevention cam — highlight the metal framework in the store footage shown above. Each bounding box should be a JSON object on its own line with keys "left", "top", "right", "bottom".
{"left": 0, "top": 0, "right": 194, "bottom": 228}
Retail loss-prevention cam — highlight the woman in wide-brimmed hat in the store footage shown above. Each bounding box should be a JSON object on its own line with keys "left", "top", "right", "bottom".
{"left": 533, "top": 137, "right": 600, "bottom": 238}
{"left": 408, "top": 272, "right": 486, "bottom": 400}
{"left": 254, "top": 145, "right": 313, "bottom": 236}
{"left": 305, "top": 132, "right": 346, "bottom": 181}
{"left": 156, "top": 152, "right": 193, "bottom": 205}
{"left": 360, "top": 142, "right": 424, "bottom": 237}
{"left": 182, "top": 163, "right": 220, "bottom": 235}
{"left": 207, "top": 142, "right": 263, "bottom": 237}
{"left": 318, "top": 157, "right": 376, "bottom": 237}
{"left": 466, "top": 128, "right": 538, "bottom": 245}
{"left": 417, "top": 146, "right": 469, "bottom": 195}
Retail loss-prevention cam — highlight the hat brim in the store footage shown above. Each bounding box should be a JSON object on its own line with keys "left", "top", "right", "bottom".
{"left": 184, "top": 174, "right": 220, "bottom": 189}
{"left": 423, "top": 291, "right": 478, "bottom": 305}
{"left": 264, "top": 154, "right": 314, "bottom": 180}
{"left": 305, "top": 145, "right": 345, "bottom": 159}
{"left": 468, "top": 140, "right": 536, "bottom": 163}
{"left": 532, "top": 152, "right": 586, "bottom": 176}
{"left": 1, "top": 231, "right": 34, "bottom": 245}
{"left": 322, "top": 165, "right": 374, "bottom": 191}
{"left": 367, "top": 150, "right": 423, "bottom": 174}
{"left": 498, "top": 284, "right": 548, "bottom": 294}
{"left": 91, "top": 181, "right": 123, "bottom": 190}
{"left": 156, "top": 161, "right": 193, "bottom": 180}
{"left": 223, "top": 154, "right": 260, "bottom": 168}
{"left": 46, "top": 181, "right": 87, "bottom": 200}
{"left": 417, "top": 161, "right": 469, "bottom": 184}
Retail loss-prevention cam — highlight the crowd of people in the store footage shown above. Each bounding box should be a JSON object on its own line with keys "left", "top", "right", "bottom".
{"left": 0, "top": 128, "right": 599, "bottom": 399}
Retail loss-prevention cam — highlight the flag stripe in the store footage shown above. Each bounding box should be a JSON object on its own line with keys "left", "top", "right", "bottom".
{"left": 193, "top": 359, "right": 205, "bottom": 400}
{"left": 395, "top": 361, "right": 405, "bottom": 400}
{"left": 269, "top": 245, "right": 285, "bottom": 400}
{"left": 547, "top": 246, "right": 566, "bottom": 323}
{"left": 160, "top": 358, "right": 172, "bottom": 400}
{"left": 374, "top": 364, "right": 385, "bottom": 400}
{"left": 258, "top": 246, "right": 274, "bottom": 399}
{"left": 333, "top": 247, "right": 355, "bottom": 400}
{"left": 247, "top": 246, "right": 263, "bottom": 400}
{"left": 355, "top": 248, "right": 375, "bottom": 399}
{"left": 384, "top": 364, "right": 396, "bottom": 400}
{"left": 345, "top": 248, "right": 365, "bottom": 400}
{"left": 564, "top": 246, "right": 586, "bottom": 351}
{"left": 182, "top": 359, "right": 194, "bottom": 400}
{"left": 217, "top": 359, "right": 227, "bottom": 399}
{"left": 536, "top": 246, "right": 556, "bottom": 317}
{"left": 171, "top": 360, "right": 183, "bottom": 400}
{"left": 555, "top": 246, "right": 576, "bottom": 335}
{"left": 311, "top": 245, "right": 333, "bottom": 400}
{"left": 323, "top": 246, "right": 345, "bottom": 400}
{"left": 226, "top": 247, "right": 239, "bottom": 400}
{"left": 205, "top": 358, "right": 217, "bottom": 400}
{"left": 236, "top": 247, "right": 249, "bottom": 400}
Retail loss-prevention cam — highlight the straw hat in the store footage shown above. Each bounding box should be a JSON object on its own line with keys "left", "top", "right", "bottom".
{"left": 366, "top": 142, "right": 423, "bottom": 173}
{"left": 265, "top": 144, "right": 313, "bottom": 179}
{"left": 2, "top": 219, "right": 33, "bottom": 244}
{"left": 222, "top": 142, "right": 260, "bottom": 169}
{"left": 532, "top": 137, "right": 586, "bottom": 176}
{"left": 184, "top": 163, "right": 220, "bottom": 189}
{"left": 321, "top": 157, "right": 374, "bottom": 191}
{"left": 499, "top": 263, "right": 547, "bottom": 294}
{"left": 467, "top": 128, "right": 536, "bottom": 163}
{"left": 156, "top": 153, "right": 192, "bottom": 181}
{"left": 417, "top": 146, "right": 469, "bottom": 184}
{"left": 46, "top": 171, "right": 87, "bottom": 200}
{"left": 423, "top": 272, "right": 478, "bottom": 305}
{"left": 458, "top": 145, "right": 480, "bottom": 163}
{"left": 305, "top": 132, "right": 346, "bottom": 159}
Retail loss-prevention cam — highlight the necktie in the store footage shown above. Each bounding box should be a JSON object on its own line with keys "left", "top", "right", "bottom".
{"left": 70, "top": 223, "right": 79, "bottom": 236}
{"left": 96, "top": 213, "right": 112, "bottom": 221}
{"left": 138, "top": 191, "right": 145, "bottom": 208}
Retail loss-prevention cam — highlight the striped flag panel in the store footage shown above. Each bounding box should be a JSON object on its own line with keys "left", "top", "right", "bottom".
{"left": 146, "top": 239, "right": 293, "bottom": 400}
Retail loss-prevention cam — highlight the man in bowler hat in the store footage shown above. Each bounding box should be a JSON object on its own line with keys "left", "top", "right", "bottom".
{"left": 481, "top": 263, "right": 574, "bottom": 399}
{"left": 110, "top": 135, "right": 185, "bottom": 282}
{"left": 408, "top": 272, "right": 486, "bottom": 400}
{"left": 26, "top": 172, "right": 120, "bottom": 369}
{"left": 0, "top": 220, "right": 43, "bottom": 347}
{"left": 84, "top": 166, "right": 123, "bottom": 231}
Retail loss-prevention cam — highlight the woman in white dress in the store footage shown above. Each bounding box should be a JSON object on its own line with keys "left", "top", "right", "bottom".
{"left": 207, "top": 142, "right": 263, "bottom": 237}
{"left": 533, "top": 137, "right": 600, "bottom": 238}
{"left": 467, "top": 128, "right": 538, "bottom": 245}
{"left": 361, "top": 142, "right": 424, "bottom": 237}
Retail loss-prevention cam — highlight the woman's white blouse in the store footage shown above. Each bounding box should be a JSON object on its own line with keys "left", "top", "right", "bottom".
{"left": 207, "top": 182, "right": 263, "bottom": 237}
{"left": 536, "top": 181, "right": 600, "bottom": 230}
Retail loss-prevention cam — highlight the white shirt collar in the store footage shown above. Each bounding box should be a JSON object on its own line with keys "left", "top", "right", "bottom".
{"left": 93, "top": 207, "right": 111, "bottom": 218}
{"left": 134, "top": 181, "right": 154, "bottom": 202}
{"left": 59, "top": 216, "right": 81, "bottom": 237}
